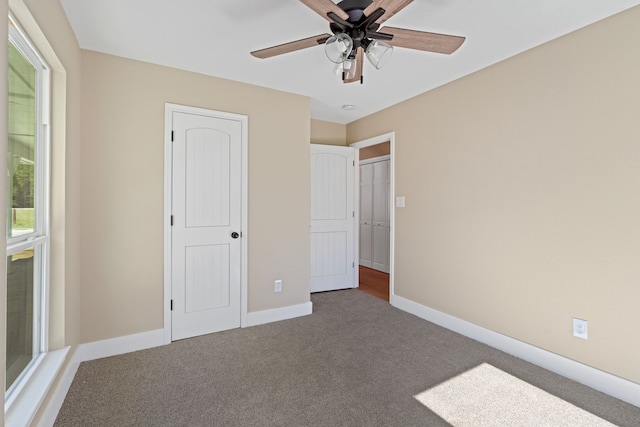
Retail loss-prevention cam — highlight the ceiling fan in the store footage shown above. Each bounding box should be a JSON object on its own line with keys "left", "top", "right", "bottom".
{"left": 250, "top": 0, "right": 465, "bottom": 84}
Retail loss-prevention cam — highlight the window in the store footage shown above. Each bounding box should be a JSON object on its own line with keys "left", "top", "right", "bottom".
{"left": 6, "top": 16, "right": 50, "bottom": 399}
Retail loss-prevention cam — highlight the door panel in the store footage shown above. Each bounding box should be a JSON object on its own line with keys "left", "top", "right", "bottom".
{"left": 372, "top": 225, "right": 390, "bottom": 272}
{"left": 311, "top": 231, "right": 347, "bottom": 276}
{"left": 359, "top": 223, "right": 372, "bottom": 268}
{"left": 185, "top": 129, "right": 231, "bottom": 228}
{"left": 185, "top": 244, "right": 230, "bottom": 312}
{"left": 359, "top": 163, "right": 373, "bottom": 267}
{"left": 310, "top": 145, "right": 356, "bottom": 293}
{"left": 372, "top": 161, "right": 389, "bottom": 224}
{"left": 172, "top": 112, "right": 242, "bottom": 340}
{"left": 311, "top": 152, "right": 347, "bottom": 220}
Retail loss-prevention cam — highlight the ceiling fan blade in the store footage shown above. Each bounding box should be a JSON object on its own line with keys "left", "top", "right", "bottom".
{"left": 343, "top": 48, "right": 364, "bottom": 84}
{"left": 382, "top": 26, "right": 465, "bottom": 54}
{"left": 251, "top": 34, "right": 331, "bottom": 59}
{"left": 364, "top": 0, "right": 413, "bottom": 24}
{"left": 299, "top": 0, "right": 349, "bottom": 22}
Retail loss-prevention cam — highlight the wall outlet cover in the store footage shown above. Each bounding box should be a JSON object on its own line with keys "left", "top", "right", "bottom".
{"left": 573, "top": 317, "right": 588, "bottom": 339}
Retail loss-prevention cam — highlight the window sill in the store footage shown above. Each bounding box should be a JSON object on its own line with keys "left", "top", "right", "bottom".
{"left": 5, "top": 347, "right": 70, "bottom": 427}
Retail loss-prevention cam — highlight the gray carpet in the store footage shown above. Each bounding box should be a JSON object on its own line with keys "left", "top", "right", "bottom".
{"left": 55, "top": 290, "right": 640, "bottom": 426}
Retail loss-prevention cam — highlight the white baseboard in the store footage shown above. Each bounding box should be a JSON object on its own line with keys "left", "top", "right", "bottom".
{"left": 77, "top": 329, "right": 166, "bottom": 362}
{"left": 246, "top": 301, "right": 313, "bottom": 327}
{"left": 390, "top": 294, "right": 640, "bottom": 408}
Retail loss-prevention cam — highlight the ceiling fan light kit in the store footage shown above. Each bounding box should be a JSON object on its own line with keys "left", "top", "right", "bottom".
{"left": 342, "top": 58, "right": 358, "bottom": 80}
{"left": 251, "top": 0, "right": 466, "bottom": 84}
{"left": 365, "top": 39, "right": 393, "bottom": 70}
{"left": 325, "top": 33, "right": 354, "bottom": 63}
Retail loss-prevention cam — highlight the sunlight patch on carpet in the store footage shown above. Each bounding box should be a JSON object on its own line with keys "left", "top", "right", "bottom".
{"left": 414, "top": 363, "right": 615, "bottom": 427}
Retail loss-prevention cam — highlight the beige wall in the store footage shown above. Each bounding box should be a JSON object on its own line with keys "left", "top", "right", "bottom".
{"left": 80, "top": 51, "right": 311, "bottom": 342}
{"left": 311, "top": 119, "right": 347, "bottom": 146}
{"left": 347, "top": 6, "right": 640, "bottom": 384}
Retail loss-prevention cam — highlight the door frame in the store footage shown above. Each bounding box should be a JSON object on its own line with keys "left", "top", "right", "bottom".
{"left": 163, "top": 103, "right": 248, "bottom": 344}
{"left": 350, "top": 132, "right": 395, "bottom": 301}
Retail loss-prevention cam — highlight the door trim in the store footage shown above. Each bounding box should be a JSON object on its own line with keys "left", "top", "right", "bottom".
{"left": 359, "top": 154, "right": 390, "bottom": 166}
{"left": 163, "top": 103, "right": 248, "bottom": 344}
{"left": 350, "top": 132, "right": 395, "bottom": 301}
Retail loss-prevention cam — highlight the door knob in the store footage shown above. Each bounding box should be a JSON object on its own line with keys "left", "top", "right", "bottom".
{"left": 231, "top": 232, "right": 240, "bottom": 239}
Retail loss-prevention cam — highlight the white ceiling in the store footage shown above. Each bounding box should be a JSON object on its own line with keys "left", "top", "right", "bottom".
{"left": 60, "top": 0, "right": 640, "bottom": 124}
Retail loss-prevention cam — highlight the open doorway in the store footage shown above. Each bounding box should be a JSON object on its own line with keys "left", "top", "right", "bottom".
{"left": 351, "top": 133, "right": 395, "bottom": 303}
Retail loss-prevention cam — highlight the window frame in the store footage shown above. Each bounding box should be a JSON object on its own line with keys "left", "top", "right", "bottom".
{"left": 5, "top": 13, "right": 51, "bottom": 406}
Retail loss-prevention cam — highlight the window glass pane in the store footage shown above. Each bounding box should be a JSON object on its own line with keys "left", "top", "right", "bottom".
{"left": 6, "top": 18, "right": 49, "bottom": 401}
{"left": 8, "top": 41, "right": 37, "bottom": 238}
{"left": 6, "top": 247, "right": 40, "bottom": 391}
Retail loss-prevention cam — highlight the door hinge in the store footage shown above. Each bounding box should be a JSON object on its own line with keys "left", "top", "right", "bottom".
{"left": 170, "top": 215, "right": 174, "bottom": 226}
{"left": 171, "top": 130, "right": 174, "bottom": 141}
{"left": 170, "top": 299, "right": 173, "bottom": 311}
{"left": 353, "top": 262, "right": 355, "bottom": 268}
{"left": 353, "top": 211, "right": 355, "bottom": 218}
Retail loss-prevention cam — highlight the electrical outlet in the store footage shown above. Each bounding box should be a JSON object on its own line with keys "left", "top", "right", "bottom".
{"left": 274, "top": 280, "right": 282, "bottom": 293}
{"left": 573, "top": 318, "right": 588, "bottom": 339}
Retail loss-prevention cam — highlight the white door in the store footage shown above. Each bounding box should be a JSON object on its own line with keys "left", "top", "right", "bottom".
{"left": 359, "top": 159, "right": 390, "bottom": 273}
{"left": 359, "top": 163, "right": 373, "bottom": 268}
{"left": 171, "top": 111, "right": 243, "bottom": 340}
{"left": 310, "top": 145, "right": 356, "bottom": 293}
{"left": 371, "top": 160, "right": 390, "bottom": 272}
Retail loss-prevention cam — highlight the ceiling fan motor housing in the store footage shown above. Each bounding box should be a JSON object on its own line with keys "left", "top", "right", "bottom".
{"left": 331, "top": 0, "right": 384, "bottom": 52}
{"left": 337, "top": 0, "right": 372, "bottom": 22}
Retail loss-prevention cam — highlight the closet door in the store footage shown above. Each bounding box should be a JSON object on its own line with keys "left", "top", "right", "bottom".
{"left": 372, "top": 160, "right": 390, "bottom": 272}
{"left": 359, "top": 163, "right": 373, "bottom": 268}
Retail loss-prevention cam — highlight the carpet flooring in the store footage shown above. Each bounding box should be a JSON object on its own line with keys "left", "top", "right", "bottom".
{"left": 55, "top": 290, "right": 640, "bottom": 426}
{"left": 415, "top": 363, "right": 616, "bottom": 426}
